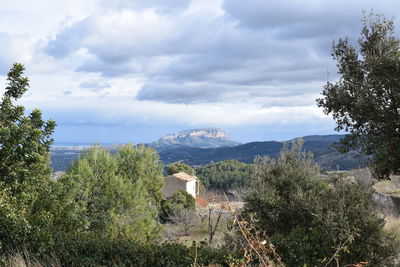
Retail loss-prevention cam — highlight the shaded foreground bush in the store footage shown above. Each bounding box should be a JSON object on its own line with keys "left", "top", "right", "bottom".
{"left": 236, "top": 140, "right": 399, "bottom": 266}
{"left": 3, "top": 237, "right": 228, "bottom": 267}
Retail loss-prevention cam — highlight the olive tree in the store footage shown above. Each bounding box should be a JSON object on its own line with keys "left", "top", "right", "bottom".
{"left": 317, "top": 13, "right": 400, "bottom": 179}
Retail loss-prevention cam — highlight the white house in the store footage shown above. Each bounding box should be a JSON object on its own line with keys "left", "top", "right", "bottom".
{"left": 163, "top": 172, "right": 199, "bottom": 198}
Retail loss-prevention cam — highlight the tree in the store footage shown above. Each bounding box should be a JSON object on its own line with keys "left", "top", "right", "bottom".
{"left": 169, "top": 208, "right": 198, "bottom": 236}
{"left": 196, "top": 160, "right": 252, "bottom": 190}
{"left": 166, "top": 161, "right": 195, "bottom": 175}
{"left": 0, "top": 63, "right": 56, "bottom": 190}
{"left": 116, "top": 144, "right": 164, "bottom": 207}
{"left": 0, "top": 63, "right": 60, "bottom": 254}
{"left": 317, "top": 12, "right": 400, "bottom": 179}
{"left": 57, "top": 145, "right": 163, "bottom": 242}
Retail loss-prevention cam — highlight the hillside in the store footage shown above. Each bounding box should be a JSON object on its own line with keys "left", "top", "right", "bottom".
{"left": 159, "top": 135, "right": 368, "bottom": 170}
{"left": 50, "top": 134, "right": 368, "bottom": 171}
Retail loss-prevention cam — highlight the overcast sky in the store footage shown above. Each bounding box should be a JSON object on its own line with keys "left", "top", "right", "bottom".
{"left": 1, "top": 0, "right": 400, "bottom": 144}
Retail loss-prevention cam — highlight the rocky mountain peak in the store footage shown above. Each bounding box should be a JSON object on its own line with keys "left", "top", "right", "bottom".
{"left": 153, "top": 128, "right": 238, "bottom": 149}
{"left": 161, "top": 128, "right": 229, "bottom": 141}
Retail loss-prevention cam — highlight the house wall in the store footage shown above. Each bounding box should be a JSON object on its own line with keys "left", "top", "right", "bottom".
{"left": 163, "top": 176, "right": 187, "bottom": 198}
{"left": 186, "top": 179, "right": 197, "bottom": 198}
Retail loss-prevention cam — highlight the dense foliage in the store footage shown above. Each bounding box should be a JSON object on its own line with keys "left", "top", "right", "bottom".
{"left": 166, "top": 161, "right": 195, "bottom": 175}
{"left": 53, "top": 238, "right": 228, "bottom": 267}
{"left": 196, "top": 160, "right": 252, "bottom": 190}
{"left": 317, "top": 13, "right": 400, "bottom": 179}
{"left": 241, "top": 141, "right": 398, "bottom": 266}
{"left": 160, "top": 190, "right": 195, "bottom": 223}
{"left": 0, "top": 63, "right": 58, "bottom": 255}
{"left": 57, "top": 145, "right": 164, "bottom": 242}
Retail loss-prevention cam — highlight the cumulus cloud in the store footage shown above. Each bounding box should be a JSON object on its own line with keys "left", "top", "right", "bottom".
{"left": 3, "top": 0, "right": 400, "bottom": 142}
{"left": 43, "top": 0, "right": 399, "bottom": 106}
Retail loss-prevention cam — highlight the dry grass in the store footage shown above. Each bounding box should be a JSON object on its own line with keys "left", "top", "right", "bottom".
{"left": 5, "top": 249, "right": 61, "bottom": 267}
{"left": 385, "top": 215, "right": 400, "bottom": 241}
{"left": 373, "top": 177, "right": 400, "bottom": 198}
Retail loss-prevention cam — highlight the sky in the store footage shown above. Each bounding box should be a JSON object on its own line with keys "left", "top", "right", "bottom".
{"left": 1, "top": 0, "right": 400, "bottom": 144}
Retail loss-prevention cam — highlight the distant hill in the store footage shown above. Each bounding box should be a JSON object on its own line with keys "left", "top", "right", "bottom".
{"left": 158, "top": 134, "right": 368, "bottom": 170}
{"left": 50, "top": 133, "right": 368, "bottom": 172}
{"left": 151, "top": 128, "right": 240, "bottom": 151}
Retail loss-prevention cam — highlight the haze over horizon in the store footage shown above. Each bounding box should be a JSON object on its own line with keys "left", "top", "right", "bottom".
{"left": 1, "top": 0, "right": 400, "bottom": 143}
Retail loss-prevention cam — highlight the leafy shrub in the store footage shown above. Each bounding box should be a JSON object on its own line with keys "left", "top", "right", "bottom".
{"left": 53, "top": 236, "right": 228, "bottom": 267}
{"left": 160, "top": 190, "right": 195, "bottom": 223}
{"left": 240, "top": 141, "right": 399, "bottom": 266}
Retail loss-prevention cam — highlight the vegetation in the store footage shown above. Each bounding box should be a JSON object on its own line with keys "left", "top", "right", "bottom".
{"left": 196, "top": 160, "right": 252, "bottom": 190}
{"left": 160, "top": 190, "right": 195, "bottom": 223}
{"left": 3, "top": 12, "right": 400, "bottom": 265}
{"left": 317, "top": 12, "right": 400, "bottom": 179}
{"left": 57, "top": 145, "right": 163, "bottom": 242}
{"left": 239, "top": 141, "right": 399, "bottom": 266}
{"left": 0, "top": 63, "right": 58, "bottom": 255}
{"left": 0, "top": 63, "right": 227, "bottom": 266}
{"left": 169, "top": 208, "right": 198, "bottom": 236}
{"left": 166, "top": 161, "right": 195, "bottom": 175}
{"left": 51, "top": 135, "right": 367, "bottom": 172}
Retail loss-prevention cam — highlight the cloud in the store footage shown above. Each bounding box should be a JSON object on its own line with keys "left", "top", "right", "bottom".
{"left": 136, "top": 80, "right": 322, "bottom": 105}
{"left": 80, "top": 79, "right": 111, "bottom": 92}
{"left": 4, "top": 0, "right": 400, "bottom": 142}
{"left": 0, "top": 32, "right": 34, "bottom": 74}
{"left": 99, "top": 0, "right": 190, "bottom": 14}
{"left": 43, "top": 0, "right": 361, "bottom": 105}
{"left": 222, "top": 0, "right": 400, "bottom": 34}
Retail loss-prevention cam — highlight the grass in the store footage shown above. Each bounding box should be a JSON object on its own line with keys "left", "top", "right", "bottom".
{"left": 5, "top": 249, "right": 61, "bottom": 267}
{"left": 373, "top": 178, "right": 400, "bottom": 198}
{"left": 385, "top": 215, "right": 400, "bottom": 242}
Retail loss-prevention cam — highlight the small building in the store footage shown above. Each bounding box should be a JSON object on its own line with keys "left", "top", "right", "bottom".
{"left": 163, "top": 172, "right": 199, "bottom": 198}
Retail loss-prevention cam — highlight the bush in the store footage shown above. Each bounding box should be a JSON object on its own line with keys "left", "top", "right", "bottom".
{"left": 53, "top": 236, "right": 228, "bottom": 267}
{"left": 160, "top": 190, "right": 195, "bottom": 223}
{"left": 240, "top": 141, "right": 399, "bottom": 266}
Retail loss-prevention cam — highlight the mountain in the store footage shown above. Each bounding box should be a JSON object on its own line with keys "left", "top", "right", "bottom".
{"left": 151, "top": 128, "right": 240, "bottom": 150}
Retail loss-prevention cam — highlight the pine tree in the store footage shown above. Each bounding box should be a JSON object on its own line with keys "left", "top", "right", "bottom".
{"left": 59, "top": 145, "right": 163, "bottom": 242}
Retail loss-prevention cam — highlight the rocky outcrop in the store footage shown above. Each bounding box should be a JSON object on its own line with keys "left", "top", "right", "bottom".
{"left": 160, "top": 128, "right": 230, "bottom": 141}
{"left": 152, "top": 128, "right": 239, "bottom": 149}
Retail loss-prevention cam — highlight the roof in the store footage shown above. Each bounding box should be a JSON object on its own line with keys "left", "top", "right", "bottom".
{"left": 195, "top": 195, "right": 209, "bottom": 208}
{"left": 166, "top": 172, "right": 197, "bottom": 182}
